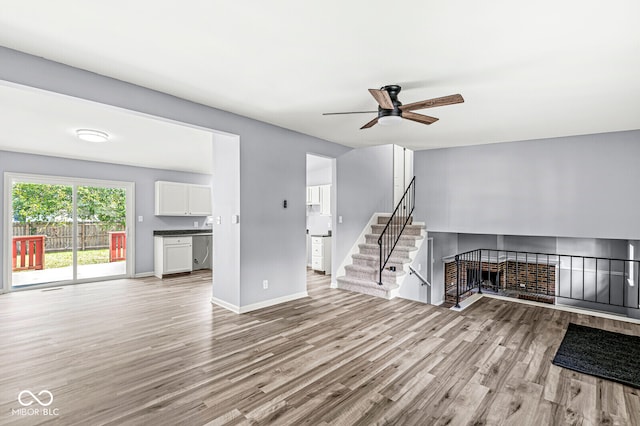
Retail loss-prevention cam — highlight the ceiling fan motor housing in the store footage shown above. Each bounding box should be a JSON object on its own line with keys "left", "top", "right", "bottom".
{"left": 379, "top": 85, "right": 403, "bottom": 118}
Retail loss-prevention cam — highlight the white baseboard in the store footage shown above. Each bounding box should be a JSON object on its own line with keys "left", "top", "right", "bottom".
{"left": 134, "top": 272, "right": 155, "bottom": 278}
{"left": 330, "top": 280, "right": 338, "bottom": 288}
{"left": 211, "top": 291, "right": 309, "bottom": 314}
{"left": 210, "top": 296, "right": 241, "bottom": 314}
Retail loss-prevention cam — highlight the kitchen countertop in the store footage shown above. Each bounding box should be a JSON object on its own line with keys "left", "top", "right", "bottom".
{"left": 154, "top": 229, "right": 212, "bottom": 236}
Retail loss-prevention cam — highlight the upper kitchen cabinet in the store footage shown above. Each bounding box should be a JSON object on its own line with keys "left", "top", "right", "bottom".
{"left": 307, "top": 184, "right": 331, "bottom": 215}
{"left": 155, "top": 181, "right": 212, "bottom": 216}
{"left": 306, "top": 186, "right": 320, "bottom": 205}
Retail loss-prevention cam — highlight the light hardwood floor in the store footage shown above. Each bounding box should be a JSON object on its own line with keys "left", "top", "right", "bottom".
{"left": 1, "top": 270, "right": 639, "bottom": 425}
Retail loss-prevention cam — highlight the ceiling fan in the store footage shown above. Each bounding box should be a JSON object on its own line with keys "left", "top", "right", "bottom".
{"left": 323, "top": 85, "right": 464, "bottom": 129}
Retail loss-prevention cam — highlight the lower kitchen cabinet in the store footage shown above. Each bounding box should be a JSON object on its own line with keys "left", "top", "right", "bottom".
{"left": 154, "top": 236, "right": 193, "bottom": 278}
{"left": 311, "top": 236, "right": 331, "bottom": 274}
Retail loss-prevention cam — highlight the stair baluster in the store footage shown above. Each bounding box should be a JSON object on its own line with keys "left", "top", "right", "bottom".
{"left": 377, "top": 177, "right": 416, "bottom": 285}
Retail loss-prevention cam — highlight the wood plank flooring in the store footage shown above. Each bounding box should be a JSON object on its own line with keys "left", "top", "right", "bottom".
{"left": 1, "top": 270, "right": 639, "bottom": 425}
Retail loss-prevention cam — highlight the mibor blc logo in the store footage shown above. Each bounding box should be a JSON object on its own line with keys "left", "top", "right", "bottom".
{"left": 12, "top": 390, "right": 59, "bottom": 417}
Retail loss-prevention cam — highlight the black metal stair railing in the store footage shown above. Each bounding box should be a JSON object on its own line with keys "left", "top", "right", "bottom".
{"left": 452, "top": 248, "right": 640, "bottom": 313}
{"left": 377, "top": 177, "right": 415, "bottom": 285}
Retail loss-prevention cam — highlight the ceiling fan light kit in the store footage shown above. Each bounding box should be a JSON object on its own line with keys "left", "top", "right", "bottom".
{"left": 324, "top": 84, "right": 464, "bottom": 130}
{"left": 378, "top": 115, "right": 402, "bottom": 126}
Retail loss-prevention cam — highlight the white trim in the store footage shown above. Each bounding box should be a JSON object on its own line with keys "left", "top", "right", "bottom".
{"left": 210, "top": 296, "right": 241, "bottom": 314}
{"left": 135, "top": 272, "right": 155, "bottom": 278}
{"left": 4, "top": 172, "right": 135, "bottom": 291}
{"left": 211, "top": 291, "right": 309, "bottom": 314}
{"left": 433, "top": 298, "right": 445, "bottom": 306}
{"left": 449, "top": 292, "right": 483, "bottom": 311}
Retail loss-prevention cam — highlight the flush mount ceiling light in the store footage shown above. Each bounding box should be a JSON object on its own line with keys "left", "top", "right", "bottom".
{"left": 76, "top": 129, "right": 110, "bottom": 143}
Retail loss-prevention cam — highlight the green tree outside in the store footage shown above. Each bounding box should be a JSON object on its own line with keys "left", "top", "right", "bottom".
{"left": 12, "top": 183, "right": 126, "bottom": 233}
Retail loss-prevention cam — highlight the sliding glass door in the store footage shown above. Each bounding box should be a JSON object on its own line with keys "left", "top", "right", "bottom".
{"left": 5, "top": 173, "right": 134, "bottom": 289}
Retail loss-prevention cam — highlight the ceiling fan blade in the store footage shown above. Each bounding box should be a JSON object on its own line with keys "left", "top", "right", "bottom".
{"left": 322, "top": 110, "right": 378, "bottom": 116}
{"left": 402, "top": 111, "right": 439, "bottom": 125}
{"left": 368, "top": 89, "right": 394, "bottom": 109}
{"left": 400, "top": 94, "right": 464, "bottom": 112}
{"left": 360, "top": 117, "right": 379, "bottom": 129}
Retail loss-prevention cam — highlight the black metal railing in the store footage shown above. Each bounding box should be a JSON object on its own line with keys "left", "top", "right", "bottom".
{"left": 377, "top": 177, "right": 415, "bottom": 285}
{"left": 451, "top": 248, "right": 640, "bottom": 314}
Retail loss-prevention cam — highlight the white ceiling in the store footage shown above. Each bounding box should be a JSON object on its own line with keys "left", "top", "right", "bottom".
{"left": 0, "top": 83, "right": 214, "bottom": 173}
{"left": 0, "top": 0, "right": 639, "bottom": 157}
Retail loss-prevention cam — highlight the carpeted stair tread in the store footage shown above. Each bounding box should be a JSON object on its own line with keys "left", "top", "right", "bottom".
{"left": 337, "top": 276, "right": 399, "bottom": 291}
{"left": 352, "top": 253, "right": 411, "bottom": 263}
{"left": 364, "top": 233, "right": 424, "bottom": 241}
{"left": 358, "top": 243, "right": 418, "bottom": 253}
{"left": 371, "top": 224, "right": 425, "bottom": 230}
{"left": 377, "top": 216, "right": 414, "bottom": 225}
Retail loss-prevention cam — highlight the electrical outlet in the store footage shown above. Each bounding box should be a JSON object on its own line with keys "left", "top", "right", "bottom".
{"left": 138, "top": 215, "right": 143, "bottom": 222}
{"left": 193, "top": 221, "right": 199, "bottom": 228}
{"left": 263, "top": 280, "right": 268, "bottom": 289}
{"left": 338, "top": 216, "right": 343, "bottom": 224}
{"left": 418, "top": 263, "right": 422, "bottom": 271}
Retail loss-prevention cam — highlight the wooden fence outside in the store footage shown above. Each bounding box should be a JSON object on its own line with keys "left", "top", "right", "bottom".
{"left": 12, "top": 222, "right": 125, "bottom": 252}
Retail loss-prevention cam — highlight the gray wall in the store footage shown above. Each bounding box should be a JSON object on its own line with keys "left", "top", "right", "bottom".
{"left": 398, "top": 237, "right": 430, "bottom": 303}
{"left": 428, "top": 232, "right": 459, "bottom": 304}
{"left": 0, "top": 150, "right": 211, "bottom": 280}
{"left": 211, "top": 134, "right": 240, "bottom": 306}
{"left": 458, "top": 234, "right": 497, "bottom": 253}
{"left": 503, "top": 235, "right": 557, "bottom": 253}
{"left": 415, "top": 130, "right": 640, "bottom": 240}
{"left": 0, "top": 47, "right": 351, "bottom": 309}
{"left": 334, "top": 145, "right": 394, "bottom": 277}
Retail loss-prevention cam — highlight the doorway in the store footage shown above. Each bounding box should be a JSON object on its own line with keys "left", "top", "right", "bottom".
{"left": 306, "top": 154, "right": 335, "bottom": 290}
{"left": 5, "top": 173, "right": 134, "bottom": 290}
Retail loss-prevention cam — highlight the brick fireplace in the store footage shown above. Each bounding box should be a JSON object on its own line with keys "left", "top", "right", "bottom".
{"left": 444, "top": 257, "right": 557, "bottom": 305}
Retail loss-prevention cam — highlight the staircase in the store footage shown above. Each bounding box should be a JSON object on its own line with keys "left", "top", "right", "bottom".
{"left": 337, "top": 214, "right": 425, "bottom": 299}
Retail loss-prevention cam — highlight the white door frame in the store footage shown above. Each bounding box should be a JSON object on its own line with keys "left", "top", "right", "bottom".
{"left": 3, "top": 172, "right": 135, "bottom": 292}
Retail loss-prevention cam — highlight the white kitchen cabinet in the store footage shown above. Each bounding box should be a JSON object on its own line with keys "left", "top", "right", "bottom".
{"left": 306, "top": 186, "right": 320, "bottom": 205}
{"left": 188, "top": 185, "right": 213, "bottom": 216}
{"left": 154, "top": 236, "right": 193, "bottom": 278}
{"left": 320, "top": 184, "right": 331, "bottom": 215}
{"left": 155, "top": 181, "right": 212, "bottom": 216}
{"left": 311, "top": 236, "right": 331, "bottom": 274}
